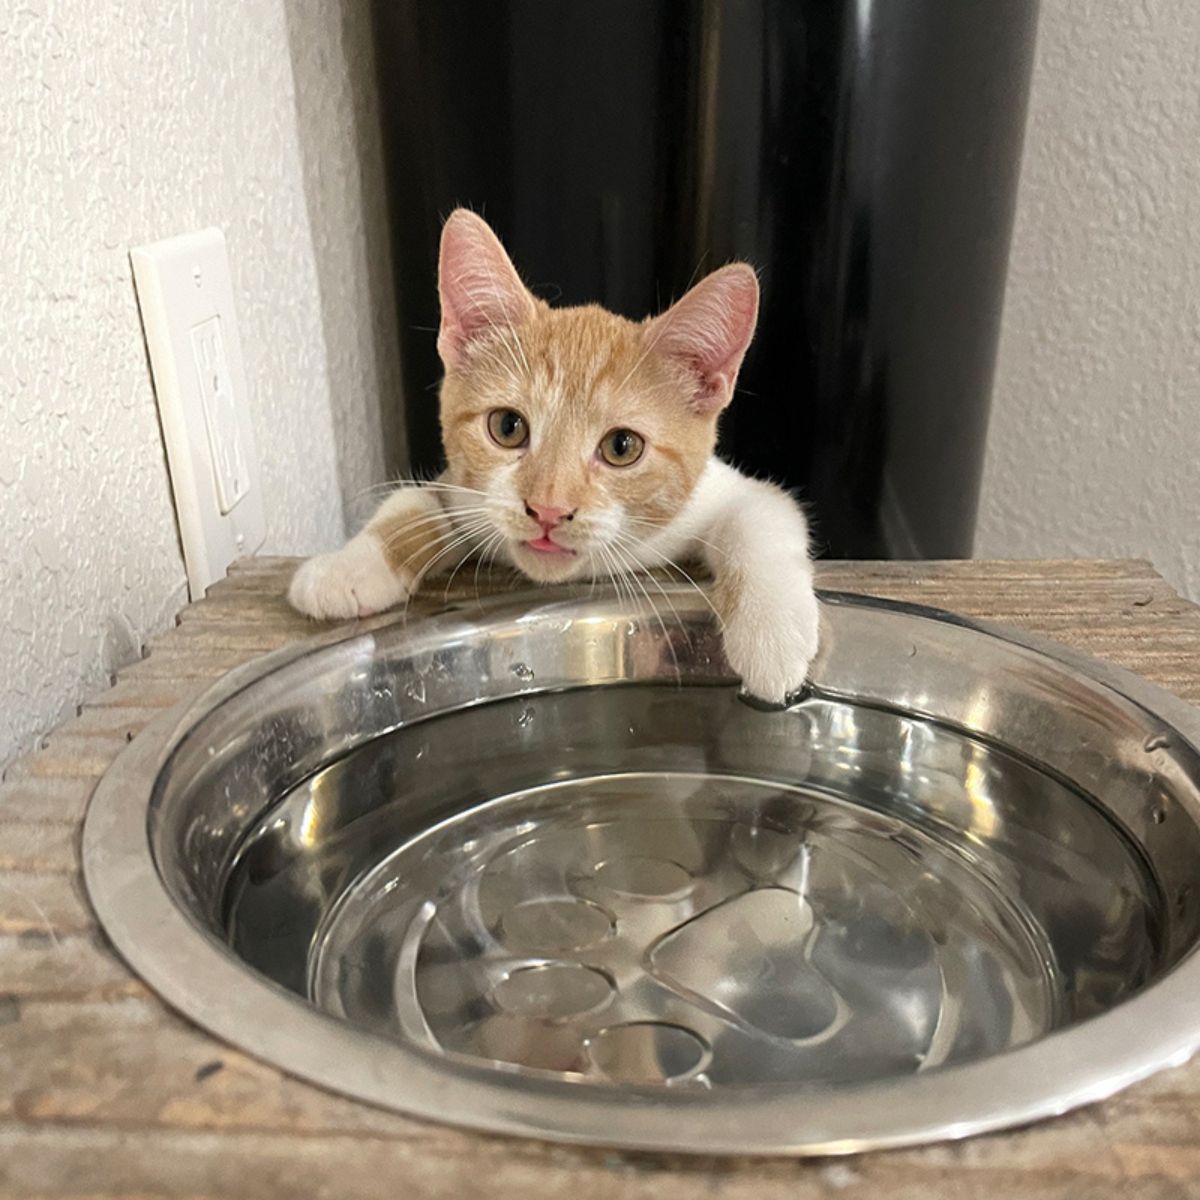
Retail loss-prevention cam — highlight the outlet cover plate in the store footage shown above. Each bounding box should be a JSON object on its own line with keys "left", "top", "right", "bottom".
{"left": 131, "top": 229, "right": 266, "bottom": 598}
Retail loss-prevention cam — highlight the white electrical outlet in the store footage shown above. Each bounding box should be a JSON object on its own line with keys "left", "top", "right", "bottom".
{"left": 131, "top": 229, "right": 266, "bottom": 598}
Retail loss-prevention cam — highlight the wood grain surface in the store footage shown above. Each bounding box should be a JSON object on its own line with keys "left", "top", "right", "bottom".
{"left": 2, "top": 558, "right": 1199, "bottom": 1199}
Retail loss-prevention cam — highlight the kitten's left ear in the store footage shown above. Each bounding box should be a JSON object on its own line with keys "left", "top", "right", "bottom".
{"left": 644, "top": 264, "right": 760, "bottom": 414}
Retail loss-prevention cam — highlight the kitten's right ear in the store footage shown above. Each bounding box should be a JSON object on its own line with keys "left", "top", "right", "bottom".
{"left": 437, "top": 209, "right": 537, "bottom": 368}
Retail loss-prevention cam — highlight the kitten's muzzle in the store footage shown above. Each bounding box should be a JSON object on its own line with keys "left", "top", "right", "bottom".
{"left": 517, "top": 502, "right": 580, "bottom": 560}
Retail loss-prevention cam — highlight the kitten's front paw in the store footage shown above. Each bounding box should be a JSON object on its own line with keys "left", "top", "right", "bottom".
{"left": 721, "top": 587, "right": 820, "bottom": 705}
{"left": 288, "top": 536, "right": 408, "bottom": 620}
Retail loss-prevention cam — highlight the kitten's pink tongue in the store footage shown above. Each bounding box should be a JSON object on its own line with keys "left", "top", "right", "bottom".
{"left": 526, "top": 535, "right": 575, "bottom": 555}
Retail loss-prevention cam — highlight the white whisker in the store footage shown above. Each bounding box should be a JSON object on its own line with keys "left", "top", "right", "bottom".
{"left": 612, "top": 529, "right": 722, "bottom": 625}
{"left": 607, "top": 538, "right": 681, "bottom": 683}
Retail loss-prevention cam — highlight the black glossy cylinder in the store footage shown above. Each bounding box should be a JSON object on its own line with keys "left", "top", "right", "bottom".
{"left": 371, "top": 1, "right": 1038, "bottom": 557}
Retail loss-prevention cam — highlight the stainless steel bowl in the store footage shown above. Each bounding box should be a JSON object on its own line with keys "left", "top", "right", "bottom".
{"left": 82, "top": 588, "right": 1200, "bottom": 1155}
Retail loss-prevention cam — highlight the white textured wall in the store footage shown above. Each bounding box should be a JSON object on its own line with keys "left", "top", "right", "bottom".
{"left": 0, "top": 1, "right": 399, "bottom": 771}
{"left": 979, "top": 1, "right": 1200, "bottom": 601}
{"left": 282, "top": 1, "right": 408, "bottom": 526}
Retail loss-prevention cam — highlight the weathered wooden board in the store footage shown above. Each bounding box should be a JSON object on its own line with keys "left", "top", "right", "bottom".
{"left": 2, "top": 558, "right": 1199, "bottom": 1199}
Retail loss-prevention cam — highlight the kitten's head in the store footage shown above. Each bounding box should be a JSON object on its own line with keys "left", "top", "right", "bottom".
{"left": 436, "top": 209, "right": 758, "bottom": 583}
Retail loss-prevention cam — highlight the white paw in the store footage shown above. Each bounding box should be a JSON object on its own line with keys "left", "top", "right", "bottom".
{"left": 721, "top": 586, "right": 820, "bottom": 704}
{"left": 287, "top": 536, "right": 409, "bottom": 620}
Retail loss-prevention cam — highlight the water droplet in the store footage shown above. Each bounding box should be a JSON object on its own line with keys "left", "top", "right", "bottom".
{"left": 206, "top": 746, "right": 216, "bottom": 757}
{"left": 404, "top": 677, "right": 427, "bottom": 704}
{"left": 626, "top": 621, "right": 638, "bottom": 636}
{"left": 510, "top": 662, "right": 535, "bottom": 682}
{"left": 1144, "top": 733, "right": 1169, "bottom": 752}
{"left": 517, "top": 706, "right": 535, "bottom": 729}
{"left": 907, "top": 644, "right": 918, "bottom": 658}
{"left": 1151, "top": 806, "right": 1167, "bottom": 826}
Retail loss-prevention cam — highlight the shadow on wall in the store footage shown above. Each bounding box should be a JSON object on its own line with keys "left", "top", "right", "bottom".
{"left": 281, "top": 0, "right": 408, "bottom": 531}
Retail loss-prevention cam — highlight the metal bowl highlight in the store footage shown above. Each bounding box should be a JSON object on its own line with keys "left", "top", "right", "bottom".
{"left": 83, "top": 589, "right": 1200, "bottom": 1155}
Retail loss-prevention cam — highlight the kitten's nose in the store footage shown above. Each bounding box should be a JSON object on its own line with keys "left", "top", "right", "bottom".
{"left": 525, "top": 501, "right": 574, "bottom": 529}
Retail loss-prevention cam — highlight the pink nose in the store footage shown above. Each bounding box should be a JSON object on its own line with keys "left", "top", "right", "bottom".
{"left": 525, "top": 501, "right": 573, "bottom": 529}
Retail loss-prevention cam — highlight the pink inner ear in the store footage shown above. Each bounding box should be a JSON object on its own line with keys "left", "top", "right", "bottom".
{"left": 437, "top": 210, "right": 536, "bottom": 368}
{"left": 646, "top": 265, "right": 760, "bottom": 414}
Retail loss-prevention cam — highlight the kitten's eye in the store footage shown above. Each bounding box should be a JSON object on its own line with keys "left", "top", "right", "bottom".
{"left": 598, "top": 428, "right": 645, "bottom": 467}
{"left": 486, "top": 408, "right": 529, "bottom": 449}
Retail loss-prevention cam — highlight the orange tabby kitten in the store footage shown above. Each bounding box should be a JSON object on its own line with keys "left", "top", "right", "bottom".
{"left": 289, "top": 210, "right": 819, "bottom": 701}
